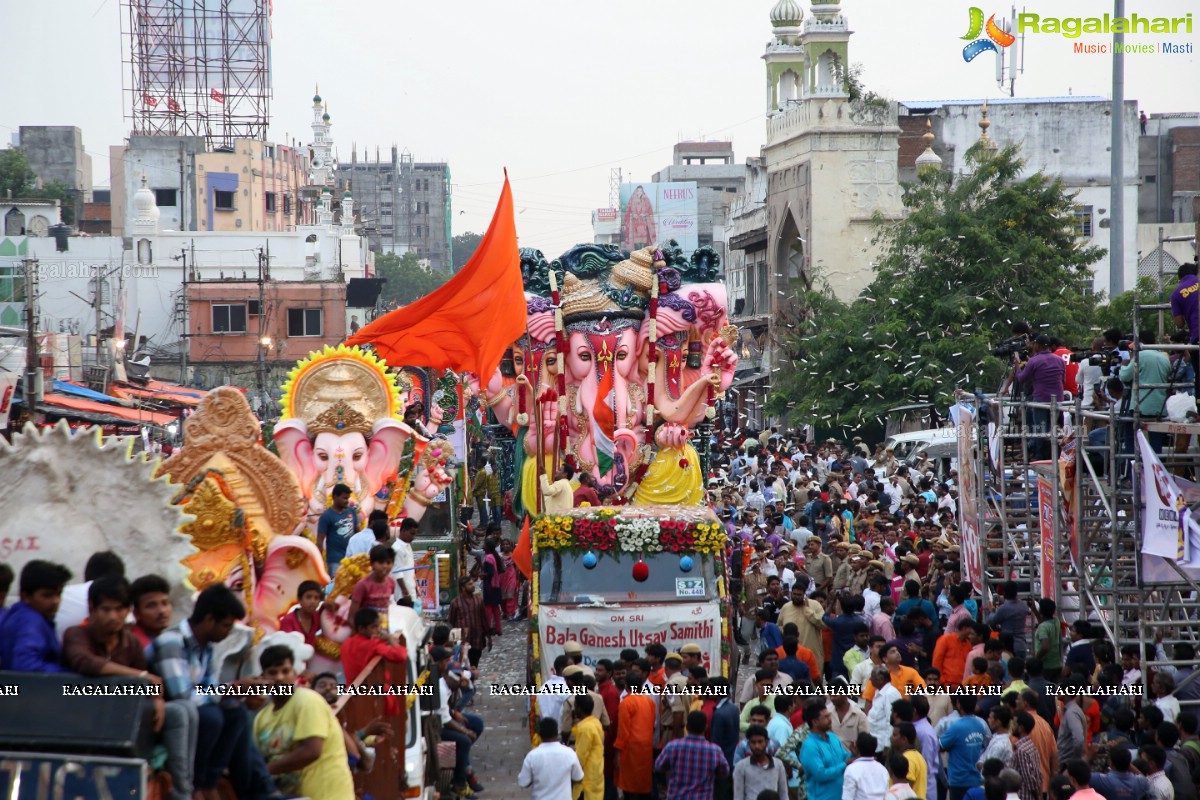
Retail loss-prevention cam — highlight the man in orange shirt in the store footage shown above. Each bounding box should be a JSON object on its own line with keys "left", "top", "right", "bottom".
{"left": 776, "top": 622, "right": 821, "bottom": 682}
{"left": 645, "top": 644, "right": 668, "bottom": 687}
{"left": 615, "top": 659, "right": 658, "bottom": 800}
{"left": 932, "top": 624, "right": 977, "bottom": 689}
{"left": 862, "top": 643, "right": 926, "bottom": 700}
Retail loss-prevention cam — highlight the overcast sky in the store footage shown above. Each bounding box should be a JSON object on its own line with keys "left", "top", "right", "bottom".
{"left": 1, "top": 0, "right": 1195, "bottom": 257}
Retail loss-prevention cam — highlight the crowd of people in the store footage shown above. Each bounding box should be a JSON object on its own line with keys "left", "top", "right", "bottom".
{"left": 517, "top": 432, "right": 1200, "bottom": 800}
{"left": 0, "top": 542, "right": 501, "bottom": 800}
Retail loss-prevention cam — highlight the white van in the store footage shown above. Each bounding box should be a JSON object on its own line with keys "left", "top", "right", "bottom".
{"left": 879, "top": 428, "right": 958, "bottom": 463}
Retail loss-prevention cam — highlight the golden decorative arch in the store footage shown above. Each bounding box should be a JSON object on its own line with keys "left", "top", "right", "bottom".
{"left": 156, "top": 386, "right": 305, "bottom": 540}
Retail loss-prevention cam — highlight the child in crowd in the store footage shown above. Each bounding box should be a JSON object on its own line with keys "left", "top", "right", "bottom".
{"left": 278, "top": 580, "right": 324, "bottom": 649}
{"left": 965, "top": 657, "right": 992, "bottom": 690}
{"left": 341, "top": 608, "right": 407, "bottom": 685}
{"left": 347, "top": 545, "right": 397, "bottom": 621}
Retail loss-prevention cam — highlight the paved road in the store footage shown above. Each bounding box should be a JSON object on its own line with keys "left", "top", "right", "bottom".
{"left": 468, "top": 616, "right": 531, "bottom": 800}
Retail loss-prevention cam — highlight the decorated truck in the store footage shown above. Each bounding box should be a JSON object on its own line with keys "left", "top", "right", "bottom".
{"left": 529, "top": 506, "right": 735, "bottom": 692}
{"left": 470, "top": 240, "right": 740, "bottom": 733}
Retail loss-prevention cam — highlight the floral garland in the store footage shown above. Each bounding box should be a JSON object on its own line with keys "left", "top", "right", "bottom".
{"left": 531, "top": 510, "right": 726, "bottom": 555}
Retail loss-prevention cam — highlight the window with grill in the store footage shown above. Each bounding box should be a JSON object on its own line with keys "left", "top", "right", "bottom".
{"left": 1072, "top": 206, "right": 1093, "bottom": 237}
{"left": 265, "top": 192, "right": 277, "bottom": 212}
{"left": 214, "top": 190, "right": 236, "bottom": 211}
{"left": 288, "top": 308, "right": 323, "bottom": 337}
{"left": 155, "top": 189, "right": 177, "bottom": 207}
{"left": 212, "top": 304, "right": 247, "bottom": 333}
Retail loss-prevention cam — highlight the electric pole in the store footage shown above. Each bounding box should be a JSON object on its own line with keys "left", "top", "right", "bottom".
{"left": 1109, "top": 0, "right": 1126, "bottom": 297}
{"left": 179, "top": 245, "right": 189, "bottom": 385}
{"left": 22, "top": 258, "right": 42, "bottom": 405}
{"left": 256, "top": 245, "right": 269, "bottom": 418}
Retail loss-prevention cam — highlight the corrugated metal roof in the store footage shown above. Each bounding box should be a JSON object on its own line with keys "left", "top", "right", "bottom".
{"left": 900, "top": 96, "right": 1109, "bottom": 109}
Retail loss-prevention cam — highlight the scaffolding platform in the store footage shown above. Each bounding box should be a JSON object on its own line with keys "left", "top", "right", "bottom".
{"left": 959, "top": 302, "right": 1200, "bottom": 704}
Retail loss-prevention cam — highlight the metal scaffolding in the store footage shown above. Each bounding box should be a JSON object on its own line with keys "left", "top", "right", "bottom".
{"left": 963, "top": 304, "right": 1200, "bottom": 702}
{"left": 122, "top": 0, "right": 271, "bottom": 147}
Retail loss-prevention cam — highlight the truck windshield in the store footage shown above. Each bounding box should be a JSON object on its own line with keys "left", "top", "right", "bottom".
{"left": 539, "top": 551, "right": 717, "bottom": 604}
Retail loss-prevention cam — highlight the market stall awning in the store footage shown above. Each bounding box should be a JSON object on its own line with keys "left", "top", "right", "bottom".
{"left": 111, "top": 380, "right": 204, "bottom": 407}
{"left": 52, "top": 380, "right": 128, "bottom": 405}
{"left": 38, "top": 392, "right": 177, "bottom": 426}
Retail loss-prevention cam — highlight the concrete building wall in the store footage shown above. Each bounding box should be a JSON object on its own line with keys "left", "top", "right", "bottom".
{"left": 652, "top": 141, "right": 745, "bottom": 270}
{"left": 1136, "top": 222, "right": 1198, "bottom": 285}
{"left": 1140, "top": 111, "right": 1200, "bottom": 224}
{"left": 16, "top": 220, "right": 369, "bottom": 371}
{"left": 188, "top": 280, "right": 346, "bottom": 365}
{"left": 112, "top": 136, "right": 309, "bottom": 238}
{"left": 18, "top": 126, "right": 92, "bottom": 202}
{"left": 195, "top": 140, "right": 309, "bottom": 233}
{"left": 917, "top": 98, "right": 1140, "bottom": 293}
{"left": 334, "top": 156, "right": 452, "bottom": 271}
{"left": 764, "top": 98, "right": 904, "bottom": 303}
{"left": 337, "top": 152, "right": 404, "bottom": 255}
{"left": 411, "top": 163, "right": 451, "bottom": 271}
{"left": 1174, "top": 126, "right": 1200, "bottom": 224}
{"left": 111, "top": 136, "right": 207, "bottom": 235}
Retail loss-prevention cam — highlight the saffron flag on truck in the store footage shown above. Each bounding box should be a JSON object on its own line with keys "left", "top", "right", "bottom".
{"left": 347, "top": 173, "right": 524, "bottom": 385}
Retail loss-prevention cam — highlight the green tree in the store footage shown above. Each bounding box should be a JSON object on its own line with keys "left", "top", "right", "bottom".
{"left": 0, "top": 147, "right": 76, "bottom": 224}
{"left": 0, "top": 148, "right": 37, "bottom": 198}
{"left": 452, "top": 231, "right": 483, "bottom": 272}
{"left": 767, "top": 144, "right": 1106, "bottom": 430}
{"left": 1092, "top": 277, "right": 1172, "bottom": 336}
{"left": 376, "top": 251, "right": 450, "bottom": 307}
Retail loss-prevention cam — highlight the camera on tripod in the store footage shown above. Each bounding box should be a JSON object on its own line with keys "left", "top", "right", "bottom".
{"left": 1069, "top": 350, "right": 1116, "bottom": 372}
{"left": 991, "top": 334, "right": 1030, "bottom": 359}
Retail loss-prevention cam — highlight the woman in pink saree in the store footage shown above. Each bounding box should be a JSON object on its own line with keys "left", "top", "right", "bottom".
{"left": 499, "top": 538, "right": 521, "bottom": 620}
{"left": 622, "top": 185, "right": 656, "bottom": 250}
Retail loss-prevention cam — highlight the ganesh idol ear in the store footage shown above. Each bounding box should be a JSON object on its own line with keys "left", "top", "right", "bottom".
{"left": 363, "top": 419, "right": 411, "bottom": 499}
{"left": 274, "top": 419, "right": 317, "bottom": 501}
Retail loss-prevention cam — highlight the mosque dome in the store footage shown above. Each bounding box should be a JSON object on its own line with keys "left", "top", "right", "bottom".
{"left": 132, "top": 174, "right": 160, "bottom": 231}
{"left": 770, "top": 0, "right": 803, "bottom": 27}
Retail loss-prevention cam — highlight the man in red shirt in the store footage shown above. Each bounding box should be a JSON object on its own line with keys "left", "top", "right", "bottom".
{"left": 573, "top": 472, "right": 602, "bottom": 507}
{"left": 1052, "top": 338, "right": 1081, "bottom": 397}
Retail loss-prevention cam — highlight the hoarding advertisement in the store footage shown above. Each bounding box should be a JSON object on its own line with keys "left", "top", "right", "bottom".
{"left": 619, "top": 182, "right": 699, "bottom": 253}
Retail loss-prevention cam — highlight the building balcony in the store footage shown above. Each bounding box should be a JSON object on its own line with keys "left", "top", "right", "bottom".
{"left": 766, "top": 97, "right": 898, "bottom": 146}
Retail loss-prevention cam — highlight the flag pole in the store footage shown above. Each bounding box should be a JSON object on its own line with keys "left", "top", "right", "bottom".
{"left": 534, "top": 378, "right": 545, "bottom": 515}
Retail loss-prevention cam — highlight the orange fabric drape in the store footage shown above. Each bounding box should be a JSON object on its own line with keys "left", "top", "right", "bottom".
{"left": 513, "top": 516, "right": 533, "bottom": 579}
{"left": 347, "top": 173, "right": 524, "bottom": 384}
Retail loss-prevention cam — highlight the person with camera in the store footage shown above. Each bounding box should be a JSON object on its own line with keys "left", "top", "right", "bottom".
{"left": 1012, "top": 334, "right": 1066, "bottom": 460}
{"left": 1118, "top": 330, "right": 1172, "bottom": 453}
{"left": 1073, "top": 337, "right": 1109, "bottom": 410}
{"left": 995, "top": 322, "right": 1033, "bottom": 397}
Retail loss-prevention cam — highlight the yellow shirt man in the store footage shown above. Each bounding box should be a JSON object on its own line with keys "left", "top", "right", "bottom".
{"left": 898, "top": 748, "right": 929, "bottom": 800}
{"left": 572, "top": 714, "right": 605, "bottom": 800}
{"left": 253, "top": 686, "right": 355, "bottom": 799}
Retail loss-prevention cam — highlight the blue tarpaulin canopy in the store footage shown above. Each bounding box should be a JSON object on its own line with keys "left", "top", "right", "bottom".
{"left": 51, "top": 380, "right": 125, "bottom": 405}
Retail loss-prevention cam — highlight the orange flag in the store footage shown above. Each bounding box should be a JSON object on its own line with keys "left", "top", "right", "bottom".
{"left": 347, "top": 173, "right": 524, "bottom": 382}
{"left": 513, "top": 515, "right": 533, "bottom": 579}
